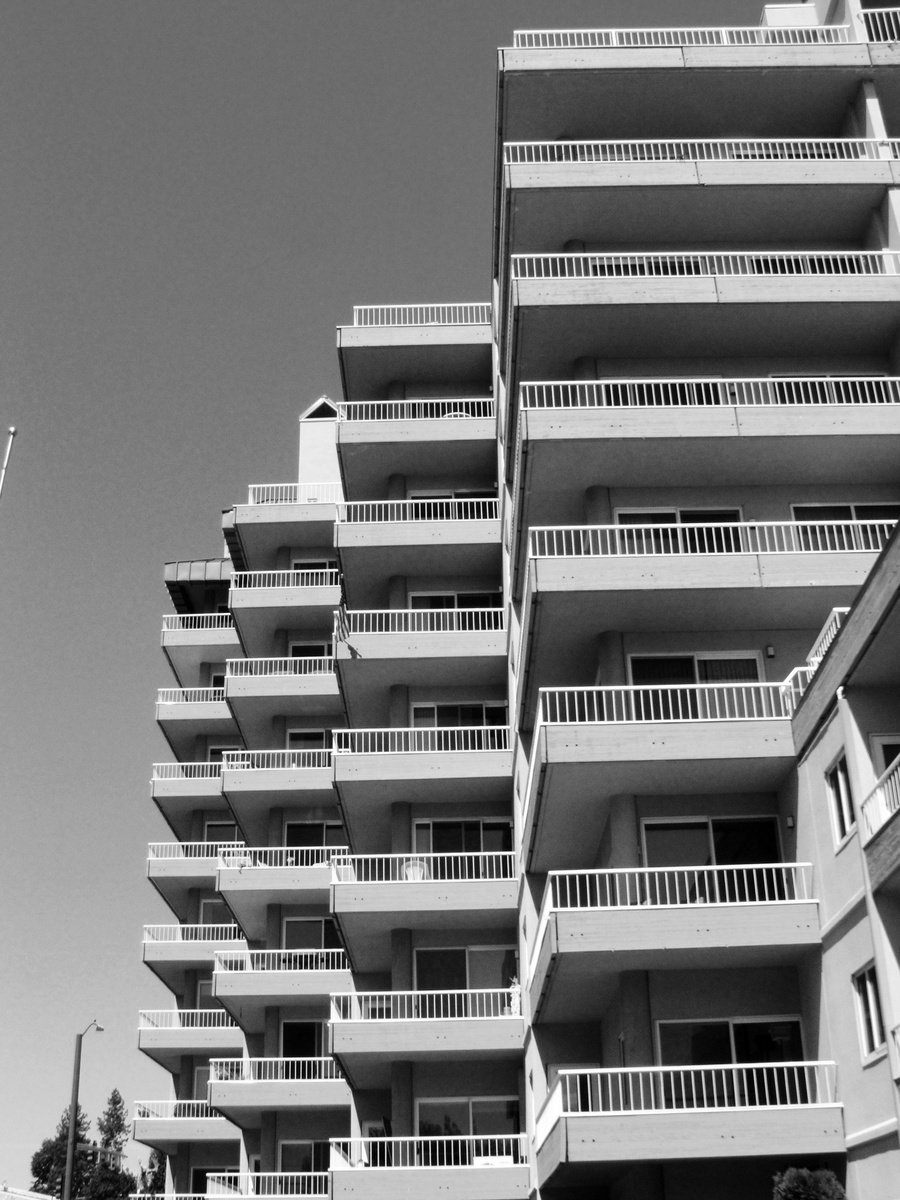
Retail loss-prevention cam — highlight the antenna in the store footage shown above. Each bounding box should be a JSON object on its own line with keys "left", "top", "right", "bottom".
{"left": 0, "top": 426, "right": 16, "bottom": 503}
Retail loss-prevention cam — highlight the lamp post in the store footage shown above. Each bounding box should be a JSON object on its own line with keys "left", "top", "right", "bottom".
{"left": 62, "top": 1019, "right": 104, "bottom": 1200}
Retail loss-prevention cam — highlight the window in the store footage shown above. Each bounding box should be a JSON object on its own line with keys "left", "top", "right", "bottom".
{"left": 204, "top": 819, "right": 238, "bottom": 844}
{"left": 656, "top": 1018, "right": 806, "bottom": 1106}
{"left": 871, "top": 735, "right": 900, "bottom": 777}
{"left": 284, "top": 821, "right": 344, "bottom": 848}
{"left": 412, "top": 702, "right": 507, "bottom": 726}
{"left": 280, "top": 1141, "right": 330, "bottom": 1172}
{"left": 416, "top": 1096, "right": 520, "bottom": 1162}
{"left": 826, "top": 754, "right": 855, "bottom": 843}
{"left": 409, "top": 590, "right": 502, "bottom": 609}
{"left": 791, "top": 503, "right": 900, "bottom": 551}
{"left": 282, "top": 917, "right": 341, "bottom": 951}
{"left": 853, "top": 964, "right": 886, "bottom": 1059}
{"left": 616, "top": 508, "right": 743, "bottom": 554}
{"left": 289, "top": 640, "right": 332, "bottom": 658}
{"left": 641, "top": 816, "right": 784, "bottom": 901}
{"left": 199, "top": 898, "right": 230, "bottom": 925}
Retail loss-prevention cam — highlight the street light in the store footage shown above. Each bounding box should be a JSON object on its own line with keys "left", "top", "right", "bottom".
{"left": 62, "top": 1020, "right": 104, "bottom": 1200}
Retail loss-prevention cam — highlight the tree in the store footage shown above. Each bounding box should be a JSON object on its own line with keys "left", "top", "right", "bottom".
{"left": 138, "top": 1151, "right": 167, "bottom": 1195}
{"left": 30, "top": 1097, "right": 138, "bottom": 1200}
{"left": 773, "top": 1167, "right": 846, "bottom": 1200}
{"left": 97, "top": 1091, "right": 130, "bottom": 1154}
{"left": 31, "top": 1105, "right": 91, "bottom": 1197}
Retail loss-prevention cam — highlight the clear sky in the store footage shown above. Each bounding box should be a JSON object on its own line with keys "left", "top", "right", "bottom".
{"left": 0, "top": 0, "right": 767, "bottom": 1187}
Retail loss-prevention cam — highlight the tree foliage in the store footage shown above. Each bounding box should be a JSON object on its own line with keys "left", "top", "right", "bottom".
{"left": 138, "top": 1150, "right": 167, "bottom": 1195}
{"left": 30, "top": 1099, "right": 137, "bottom": 1200}
{"left": 31, "top": 1105, "right": 92, "bottom": 1197}
{"left": 773, "top": 1167, "right": 847, "bottom": 1200}
{"left": 97, "top": 1090, "right": 130, "bottom": 1153}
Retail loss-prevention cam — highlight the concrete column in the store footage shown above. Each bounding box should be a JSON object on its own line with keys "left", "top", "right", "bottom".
{"left": 390, "top": 1061, "right": 414, "bottom": 1136}
{"left": 391, "top": 928, "right": 413, "bottom": 990}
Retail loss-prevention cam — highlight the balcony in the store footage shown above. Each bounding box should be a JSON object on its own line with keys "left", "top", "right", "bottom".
{"left": 216, "top": 846, "right": 343, "bottom": 941}
{"left": 335, "top": 397, "right": 495, "bottom": 496}
{"left": 522, "top": 685, "right": 795, "bottom": 871}
{"left": 208, "top": 1057, "right": 350, "bottom": 1128}
{"left": 137, "top": 1009, "right": 244, "bottom": 1071}
{"left": 331, "top": 852, "right": 518, "bottom": 972}
{"left": 223, "top": 483, "right": 342, "bottom": 573}
{"left": 221, "top": 750, "right": 335, "bottom": 846}
{"left": 333, "top": 726, "right": 513, "bottom": 847}
{"left": 337, "top": 303, "right": 492, "bottom": 400}
{"left": 213, "top": 949, "right": 351, "bottom": 1034}
{"left": 330, "top": 989, "right": 525, "bottom": 1089}
{"left": 330, "top": 1135, "right": 529, "bottom": 1200}
{"left": 534, "top": 1063, "right": 843, "bottom": 1186}
{"left": 142, "top": 923, "right": 246, "bottom": 993}
{"left": 529, "top": 865, "right": 819, "bottom": 1022}
{"left": 155, "top": 687, "right": 236, "bottom": 762}
{"left": 334, "top": 608, "right": 507, "bottom": 725}
{"left": 861, "top": 758, "right": 900, "bottom": 894}
{"left": 508, "top": 377, "right": 900, "bottom": 581}
{"left": 867, "top": 7, "right": 900, "bottom": 63}
{"left": 224, "top": 658, "right": 342, "bottom": 744}
{"left": 505, "top": 252, "right": 900, "bottom": 398}
{"left": 132, "top": 1100, "right": 240, "bottom": 1154}
{"left": 207, "top": 1173, "right": 328, "bottom": 1199}
{"left": 161, "top": 613, "right": 241, "bottom": 689}
{"left": 229, "top": 569, "right": 342, "bottom": 657}
{"left": 147, "top": 841, "right": 244, "bottom": 921}
{"left": 334, "top": 499, "right": 501, "bottom": 608}
{"left": 150, "top": 762, "right": 224, "bottom": 841}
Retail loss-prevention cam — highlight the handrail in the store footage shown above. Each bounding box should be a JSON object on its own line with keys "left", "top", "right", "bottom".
{"left": 330, "top": 1134, "right": 527, "bottom": 1168}
{"left": 230, "top": 569, "right": 341, "bottom": 590}
{"left": 225, "top": 657, "right": 335, "bottom": 677}
{"left": 547, "top": 863, "right": 814, "bottom": 909}
{"left": 552, "top": 1062, "right": 838, "bottom": 1113}
{"left": 512, "top": 249, "right": 900, "bottom": 279}
{"left": 865, "top": 8, "right": 900, "bottom": 41}
{"left": 529, "top": 521, "right": 895, "bottom": 558}
{"left": 539, "top": 684, "right": 791, "bottom": 724}
{"left": 518, "top": 376, "right": 900, "bottom": 409}
{"left": 806, "top": 606, "right": 850, "bottom": 667}
{"left": 151, "top": 762, "right": 223, "bottom": 780}
{"left": 245, "top": 483, "right": 342, "bottom": 506}
{"left": 148, "top": 842, "right": 244, "bottom": 861}
{"left": 161, "top": 613, "right": 235, "bottom": 631}
{"left": 143, "top": 923, "right": 243, "bottom": 943}
{"left": 860, "top": 757, "right": 900, "bottom": 843}
{"left": 133, "top": 1101, "right": 219, "bottom": 1120}
{"left": 331, "top": 989, "right": 521, "bottom": 1021}
{"left": 512, "top": 25, "right": 851, "bottom": 48}
{"left": 206, "top": 1174, "right": 328, "bottom": 1198}
{"left": 337, "top": 397, "right": 494, "bottom": 421}
{"left": 351, "top": 303, "right": 491, "bottom": 327}
{"left": 214, "top": 948, "right": 348, "bottom": 973}
{"left": 505, "top": 137, "right": 895, "bottom": 164}
{"left": 331, "top": 851, "right": 517, "bottom": 883}
{"left": 156, "top": 687, "right": 225, "bottom": 704}
{"left": 138, "top": 1009, "right": 237, "bottom": 1029}
{"left": 336, "top": 498, "right": 499, "bottom": 523}
{"left": 218, "top": 846, "right": 346, "bottom": 869}
{"left": 333, "top": 726, "right": 510, "bottom": 754}
{"left": 209, "top": 1057, "right": 343, "bottom": 1083}
{"left": 338, "top": 608, "right": 505, "bottom": 634}
{"left": 222, "top": 749, "right": 333, "bottom": 771}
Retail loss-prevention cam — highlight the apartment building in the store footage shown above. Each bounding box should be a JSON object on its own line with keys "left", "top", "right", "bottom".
{"left": 135, "top": 2, "right": 900, "bottom": 1198}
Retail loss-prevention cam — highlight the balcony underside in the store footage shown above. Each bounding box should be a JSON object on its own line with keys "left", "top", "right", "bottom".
{"left": 523, "top": 724, "right": 795, "bottom": 872}
{"left": 230, "top": 589, "right": 341, "bottom": 658}
{"left": 337, "top": 419, "right": 495, "bottom": 498}
{"left": 865, "top": 810, "right": 900, "bottom": 895}
{"left": 214, "top": 969, "right": 353, "bottom": 1033}
{"left": 530, "top": 907, "right": 820, "bottom": 1023}
{"left": 218, "top": 864, "right": 333, "bottom": 941}
{"left": 332, "top": 1018, "right": 526, "bottom": 1089}
{"left": 222, "top": 768, "right": 337, "bottom": 846}
{"left": 143, "top": 940, "right": 243, "bottom": 994}
{"left": 226, "top": 679, "right": 344, "bottom": 745}
{"left": 337, "top": 327, "right": 492, "bottom": 400}
{"left": 162, "top": 628, "right": 242, "bottom": 690}
{"left": 153, "top": 782, "right": 229, "bottom": 843}
{"left": 334, "top": 754, "right": 513, "bottom": 851}
{"left": 156, "top": 706, "right": 237, "bottom": 762}
{"left": 330, "top": 1162, "right": 530, "bottom": 1200}
{"left": 210, "top": 1079, "right": 351, "bottom": 1129}
{"left": 138, "top": 1026, "right": 245, "bottom": 1073}
{"left": 132, "top": 1116, "right": 240, "bottom": 1155}
{"left": 333, "top": 880, "right": 518, "bottom": 973}
{"left": 225, "top": 505, "right": 338, "bottom": 570}
{"left": 148, "top": 862, "right": 218, "bottom": 922}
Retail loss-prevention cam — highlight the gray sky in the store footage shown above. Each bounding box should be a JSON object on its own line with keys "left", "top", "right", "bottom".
{"left": 0, "top": 0, "right": 765, "bottom": 1185}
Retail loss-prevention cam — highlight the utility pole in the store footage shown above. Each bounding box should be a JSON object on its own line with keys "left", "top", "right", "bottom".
{"left": 62, "top": 1020, "right": 103, "bottom": 1200}
{"left": 0, "top": 427, "right": 16, "bottom": 503}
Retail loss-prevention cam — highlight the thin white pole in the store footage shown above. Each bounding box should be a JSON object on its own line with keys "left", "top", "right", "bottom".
{"left": 0, "top": 426, "right": 16, "bottom": 503}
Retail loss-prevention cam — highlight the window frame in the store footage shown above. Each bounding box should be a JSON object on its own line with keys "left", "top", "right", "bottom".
{"left": 852, "top": 962, "right": 887, "bottom": 1062}
{"left": 825, "top": 752, "right": 856, "bottom": 847}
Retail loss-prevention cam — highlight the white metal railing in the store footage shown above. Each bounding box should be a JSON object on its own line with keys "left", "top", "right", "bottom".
{"left": 222, "top": 749, "right": 333, "bottom": 771}
{"left": 529, "top": 521, "right": 895, "bottom": 558}
{"left": 553, "top": 1062, "right": 838, "bottom": 1113}
{"left": 337, "top": 608, "right": 505, "bottom": 635}
{"left": 246, "top": 483, "right": 342, "bottom": 505}
{"left": 230, "top": 569, "right": 341, "bottom": 591}
{"left": 332, "top": 989, "right": 521, "bottom": 1021}
{"left": 330, "top": 1134, "right": 527, "bottom": 1168}
{"left": 781, "top": 665, "right": 815, "bottom": 711}
{"left": 143, "top": 923, "right": 242, "bottom": 943}
{"left": 214, "top": 948, "right": 348, "bottom": 973}
{"left": 351, "top": 303, "right": 491, "bottom": 327}
{"left": 156, "top": 687, "right": 225, "bottom": 704}
{"left": 148, "top": 842, "right": 243, "bottom": 861}
{"left": 151, "top": 762, "right": 223, "bottom": 780}
{"left": 225, "top": 657, "right": 335, "bottom": 678}
{"left": 512, "top": 249, "right": 900, "bottom": 279}
{"left": 539, "top": 684, "right": 791, "bottom": 724}
{"left": 217, "top": 846, "right": 345, "bottom": 869}
{"left": 505, "top": 138, "right": 896, "bottom": 164}
{"left": 337, "top": 397, "right": 494, "bottom": 421}
{"left": 133, "top": 1100, "right": 218, "bottom": 1120}
{"left": 207, "top": 1174, "right": 328, "bottom": 1198}
{"left": 333, "top": 726, "right": 510, "bottom": 754}
{"left": 806, "top": 606, "right": 850, "bottom": 667}
{"left": 209, "top": 1057, "right": 343, "bottom": 1083}
{"left": 331, "top": 851, "right": 517, "bottom": 883}
{"left": 161, "top": 613, "right": 235, "bottom": 632}
{"left": 138, "top": 1009, "right": 237, "bottom": 1029}
{"left": 336, "top": 497, "right": 499, "bottom": 524}
{"left": 865, "top": 8, "right": 900, "bottom": 41}
{"left": 547, "top": 864, "right": 813, "bottom": 910}
{"left": 518, "top": 376, "right": 900, "bottom": 409}
{"left": 861, "top": 757, "right": 900, "bottom": 843}
{"left": 512, "top": 25, "right": 851, "bottom": 48}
